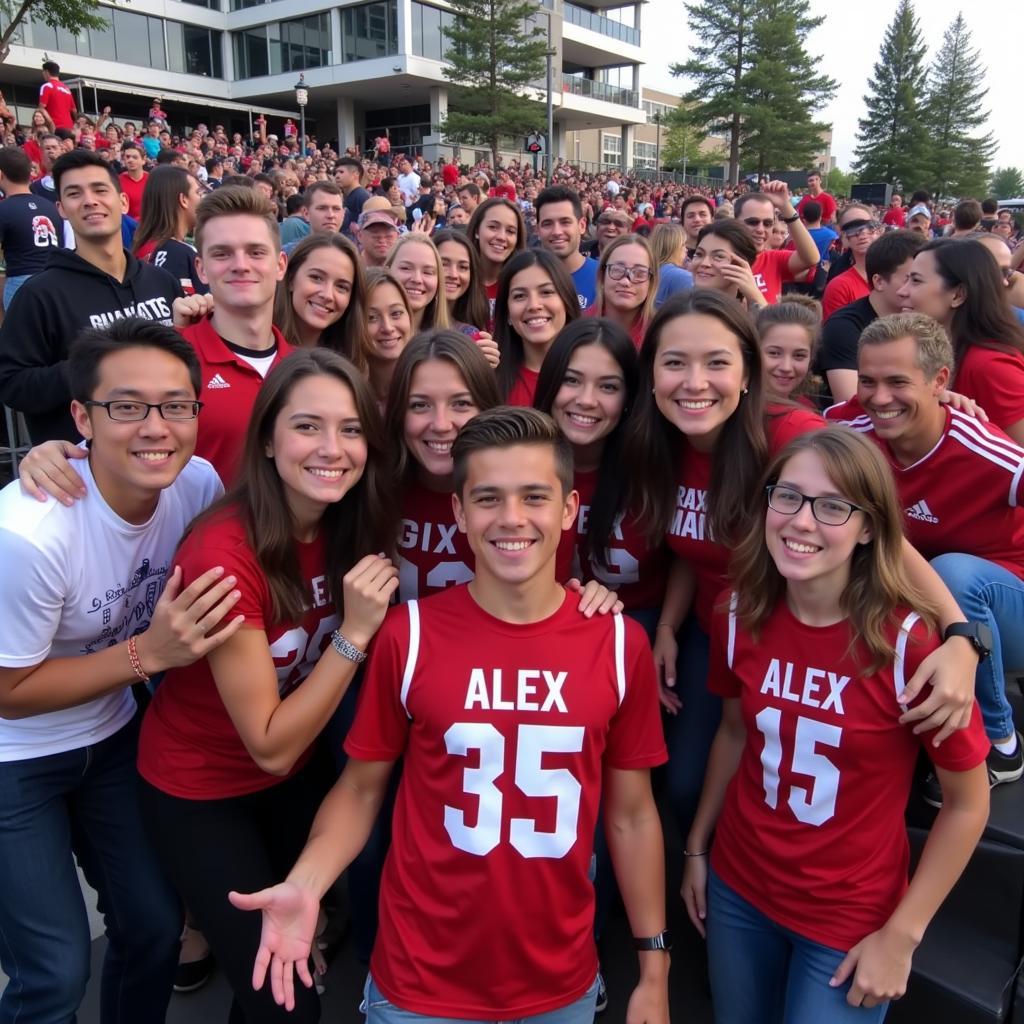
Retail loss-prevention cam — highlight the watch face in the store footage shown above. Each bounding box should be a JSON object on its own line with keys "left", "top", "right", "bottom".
{"left": 976, "top": 622, "right": 994, "bottom": 653}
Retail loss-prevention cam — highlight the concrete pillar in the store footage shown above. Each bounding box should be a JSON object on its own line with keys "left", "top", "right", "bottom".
{"left": 633, "top": 2, "right": 641, "bottom": 29}
{"left": 397, "top": 0, "right": 412, "bottom": 57}
{"left": 329, "top": 7, "right": 341, "bottom": 65}
{"left": 621, "top": 123, "right": 634, "bottom": 170}
{"left": 422, "top": 86, "right": 450, "bottom": 163}
{"left": 336, "top": 95, "right": 356, "bottom": 152}
{"left": 221, "top": 30, "right": 234, "bottom": 82}
{"left": 429, "top": 85, "right": 448, "bottom": 127}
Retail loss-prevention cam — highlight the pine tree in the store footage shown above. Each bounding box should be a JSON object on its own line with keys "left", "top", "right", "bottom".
{"left": 439, "top": 0, "right": 548, "bottom": 170}
{"left": 738, "top": 0, "right": 837, "bottom": 176}
{"left": 990, "top": 167, "right": 1024, "bottom": 200}
{"left": 923, "top": 13, "right": 995, "bottom": 199}
{"left": 671, "top": 0, "right": 754, "bottom": 184}
{"left": 853, "top": 0, "right": 931, "bottom": 191}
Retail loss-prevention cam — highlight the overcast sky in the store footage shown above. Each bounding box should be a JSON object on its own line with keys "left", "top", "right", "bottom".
{"left": 640, "top": 0, "right": 1024, "bottom": 174}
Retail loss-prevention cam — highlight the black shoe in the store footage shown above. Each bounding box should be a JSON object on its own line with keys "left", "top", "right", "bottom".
{"left": 987, "top": 732, "right": 1024, "bottom": 788}
{"left": 922, "top": 731, "right": 1024, "bottom": 808}
{"left": 174, "top": 951, "right": 215, "bottom": 993}
{"left": 594, "top": 970, "right": 608, "bottom": 1015}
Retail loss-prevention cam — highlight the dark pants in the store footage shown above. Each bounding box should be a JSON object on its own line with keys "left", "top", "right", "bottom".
{"left": 664, "top": 617, "right": 718, "bottom": 841}
{"left": 139, "top": 751, "right": 332, "bottom": 1024}
{"left": 0, "top": 714, "right": 180, "bottom": 1024}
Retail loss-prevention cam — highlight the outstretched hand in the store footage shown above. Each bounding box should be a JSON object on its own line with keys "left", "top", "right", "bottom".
{"left": 228, "top": 881, "right": 320, "bottom": 1010}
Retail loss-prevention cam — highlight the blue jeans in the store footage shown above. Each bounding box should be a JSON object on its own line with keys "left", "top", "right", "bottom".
{"left": 0, "top": 715, "right": 180, "bottom": 1024}
{"left": 362, "top": 972, "right": 600, "bottom": 1024}
{"left": 3, "top": 274, "right": 29, "bottom": 310}
{"left": 664, "top": 617, "right": 718, "bottom": 839}
{"left": 931, "top": 552, "right": 1024, "bottom": 741}
{"left": 707, "top": 869, "right": 889, "bottom": 1024}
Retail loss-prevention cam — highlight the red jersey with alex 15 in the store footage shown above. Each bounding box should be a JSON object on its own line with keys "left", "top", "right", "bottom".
{"left": 826, "top": 400, "right": 1024, "bottom": 579}
{"left": 665, "top": 405, "right": 823, "bottom": 631}
{"left": 345, "top": 586, "right": 666, "bottom": 1019}
{"left": 708, "top": 594, "right": 988, "bottom": 950}
{"left": 572, "top": 468, "right": 668, "bottom": 611}
{"left": 397, "top": 479, "right": 474, "bottom": 602}
{"left": 138, "top": 511, "right": 339, "bottom": 799}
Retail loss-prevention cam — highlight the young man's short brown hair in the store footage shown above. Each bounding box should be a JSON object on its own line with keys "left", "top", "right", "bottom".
{"left": 451, "top": 406, "right": 574, "bottom": 499}
{"left": 194, "top": 184, "right": 280, "bottom": 255}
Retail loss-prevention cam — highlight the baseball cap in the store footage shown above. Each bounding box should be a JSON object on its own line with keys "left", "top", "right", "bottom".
{"left": 908, "top": 204, "right": 931, "bottom": 220}
{"left": 359, "top": 209, "right": 399, "bottom": 229}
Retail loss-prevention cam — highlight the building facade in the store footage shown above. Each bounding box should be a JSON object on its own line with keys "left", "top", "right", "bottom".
{"left": 0, "top": 0, "right": 647, "bottom": 166}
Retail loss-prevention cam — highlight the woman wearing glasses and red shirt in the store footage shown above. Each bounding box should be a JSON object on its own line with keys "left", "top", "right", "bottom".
{"left": 586, "top": 234, "right": 659, "bottom": 349}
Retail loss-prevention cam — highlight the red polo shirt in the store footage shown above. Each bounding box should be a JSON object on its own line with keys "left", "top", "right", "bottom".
{"left": 181, "top": 316, "right": 293, "bottom": 485}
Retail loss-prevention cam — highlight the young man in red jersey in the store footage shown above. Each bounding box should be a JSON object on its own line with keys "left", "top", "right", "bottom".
{"left": 734, "top": 182, "right": 820, "bottom": 304}
{"left": 826, "top": 312, "right": 1024, "bottom": 801}
{"left": 231, "top": 407, "right": 670, "bottom": 1024}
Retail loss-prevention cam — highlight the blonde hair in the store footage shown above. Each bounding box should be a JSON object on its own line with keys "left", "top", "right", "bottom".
{"left": 594, "top": 233, "right": 658, "bottom": 330}
{"left": 730, "top": 426, "right": 939, "bottom": 671}
{"left": 649, "top": 222, "right": 686, "bottom": 267}
{"left": 858, "top": 312, "right": 953, "bottom": 379}
{"left": 386, "top": 234, "right": 450, "bottom": 330}
{"left": 194, "top": 184, "right": 280, "bottom": 255}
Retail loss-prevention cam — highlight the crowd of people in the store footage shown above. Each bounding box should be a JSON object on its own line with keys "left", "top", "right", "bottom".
{"left": 0, "top": 59, "right": 1023, "bottom": 1024}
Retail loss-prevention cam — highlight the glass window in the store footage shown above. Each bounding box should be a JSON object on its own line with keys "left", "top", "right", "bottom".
{"left": 56, "top": 25, "right": 83, "bottom": 55}
{"left": 149, "top": 18, "right": 167, "bottom": 70}
{"left": 411, "top": 2, "right": 422, "bottom": 57}
{"left": 25, "top": 19, "right": 58, "bottom": 51}
{"left": 166, "top": 20, "right": 185, "bottom": 73}
{"left": 601, "top": 133, "right": 622, "bottom": 169}
{"left": 341, "top": 2, "right": 397, "bottom": 62}
{"left": 183, "top": 25, "right": 213, "bottom": 76}
{"left": 113, "top": 9, "right": 150, "bottom": 65}
{"left": 421, "top": 4, "right": 441, "bottom": 60}
{"left": 440, "top": 11, "right": 455, "bottom": 58}
{"left": 235, "top": 25, "right": 268, "bottom": 78}
{"left": 634, "top": 141, "right": 657, "bottom": 170}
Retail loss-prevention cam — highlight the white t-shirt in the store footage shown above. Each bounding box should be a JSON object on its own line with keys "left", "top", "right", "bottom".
{"left": 397, "top": 170, "right": 421, "bottom": 206}
{"left": 0, "top": 454, "right": 222, "bottom": 761}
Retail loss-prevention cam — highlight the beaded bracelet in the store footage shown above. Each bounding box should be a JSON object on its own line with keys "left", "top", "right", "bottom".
{"left": 127, "top": 636, "right": 150, "bottom": 683}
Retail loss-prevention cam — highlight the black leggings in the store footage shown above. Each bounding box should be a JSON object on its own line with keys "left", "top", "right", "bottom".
{"left": 139, "top": 751, "right": 333, "bottom": 1024}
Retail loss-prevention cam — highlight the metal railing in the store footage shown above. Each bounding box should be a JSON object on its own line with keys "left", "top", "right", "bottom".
{"left": 563, "top": 3, "right": 639, "bottom": 45}
{"left": 560, "top": 74, "right": 639, "bottom": 108}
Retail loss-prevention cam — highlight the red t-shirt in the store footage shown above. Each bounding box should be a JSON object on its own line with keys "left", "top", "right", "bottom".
{"left": 708, "top": 595, "right": 988, "bottom": 950}
{"left": 118, "top": 171, "right": 148, "bottom": 221}
{"left": 953, "top": 343, "right": 1024, "bottom": 435}
{"left": 797, "top": 191, "right": 836, "bottom": 224}
{"left": 821, "top": 266, "right": 870, "bottom": 321}
{"left": 571, "top": 468, "right": 668, "bottom": 611}
{"left": 665, "top": 405, "right": 823, "bottom": 630}
{"left": 398, "top": 479, "right": 474, "bottom": 602}
{"left": 752, "top": 249, "right": 797, "bottom": 305}
{"left": 826, "top": 400, "right": 1024, "bottom": 580}
{"left": 181, "top": 317, "right": 294, "bottom": 485}
{"left": 39, "top": 80, "right": 76, "bottom": 130}
{"left": 22, "top": 139, "right": 41, "bottom": 171}
{"left": 882, "top": 207, "right": 907, "bottom": 228}
{"left": 507, "top": 366, "right": 540, "bottom": 407}
{"left": 345, "top": 586, "right": 666, "bottom": 1018}
{"left": 135, "top": 239, "right": 156, "bottom": 263}
{"left": 583, "top": 305, "right": 645, "bottom": 349}
{"left": 138, "top": 512, "right": 340, "bottom": 799}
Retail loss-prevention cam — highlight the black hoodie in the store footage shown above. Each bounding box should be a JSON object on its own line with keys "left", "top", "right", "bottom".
{"left": 0, "top": 248, "right": 183, "bottom": 443}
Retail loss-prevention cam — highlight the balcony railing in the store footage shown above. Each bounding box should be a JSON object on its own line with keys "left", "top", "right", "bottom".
{"left": 561, "top": 74, "right": 639, "bottom": 108}
{"left": 563, "top": 3, "right": 639, "bottom": 46}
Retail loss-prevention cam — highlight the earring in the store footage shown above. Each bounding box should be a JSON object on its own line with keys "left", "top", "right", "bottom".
{"left": 742, "top": 386, "right": 749, "bottom": 395}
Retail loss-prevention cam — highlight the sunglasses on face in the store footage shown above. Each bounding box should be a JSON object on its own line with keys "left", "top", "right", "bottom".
{"left": 742, "top": 217, "right": 775, "bottom": 230}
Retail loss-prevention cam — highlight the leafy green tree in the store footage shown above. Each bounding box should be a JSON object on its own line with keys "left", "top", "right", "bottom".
{"left": 661, "top": 115, "right": 726, "bottom": 175}
{"left": 738, "top": 0, "right": 836, "bottom": 176}
{"left": 0, "top": 0, "right": 112, "bottom": 63}
{"left": 439, "top": 0, "right": 548, "bottom": 170}
{"left": 990, "top": 167, "right": 1024, "bottom": 200}
{"left": 853, "top": 0, "right": 931, "bottom": 191}
{"left": 923, "top": 13, "right": 994, "bottom": 199}
{"left": 671, "top": 0, "right": 753, "bottom": 184}
{"left": 823, "top": 167, "right": 857, "bottom": 199}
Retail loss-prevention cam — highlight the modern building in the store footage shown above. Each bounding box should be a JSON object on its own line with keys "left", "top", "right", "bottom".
{"left": 0, "top": 0, "right": 647, "bottom": 165}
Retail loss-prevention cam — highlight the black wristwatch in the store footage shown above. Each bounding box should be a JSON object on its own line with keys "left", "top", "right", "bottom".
{"left": 780, "top": 212, "right": 800, "bottom": 224}
{"left": 943, "top": 622, "right": 993, "bottom": 660}
{"left": 634, "top": 929, "right": 672, "bottom": 952}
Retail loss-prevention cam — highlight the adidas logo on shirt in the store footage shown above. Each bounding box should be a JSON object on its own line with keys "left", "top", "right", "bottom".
{"left": 906, "top": 500, "right": 939, "bottom": 524}
{"left": 206, "top": 373, "right": 231, "bottom": 390}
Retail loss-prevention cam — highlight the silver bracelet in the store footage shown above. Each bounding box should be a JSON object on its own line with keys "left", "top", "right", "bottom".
{"left": 331, "top": 630, "right": 367, "bottom": 664}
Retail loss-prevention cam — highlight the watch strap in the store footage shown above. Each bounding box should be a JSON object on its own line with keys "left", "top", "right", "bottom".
{"left": 634, "top": 929, "right": 672, "bottom": 952}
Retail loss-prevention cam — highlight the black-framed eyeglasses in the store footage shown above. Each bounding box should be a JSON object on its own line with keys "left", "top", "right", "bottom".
{"left": 742, "top": 216, "right": 775, "bottom": 229}
{"left": 766, "top": 484, "right": 862, "bottom": 526}
{"left": 84, "top": 400, "right": 203, "bottom": 422}
{"left": 606, "top": 262, "right": 652, "bottom": 283}
{"left": 842, "top": 221, "right": 880, "bottom": 238}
